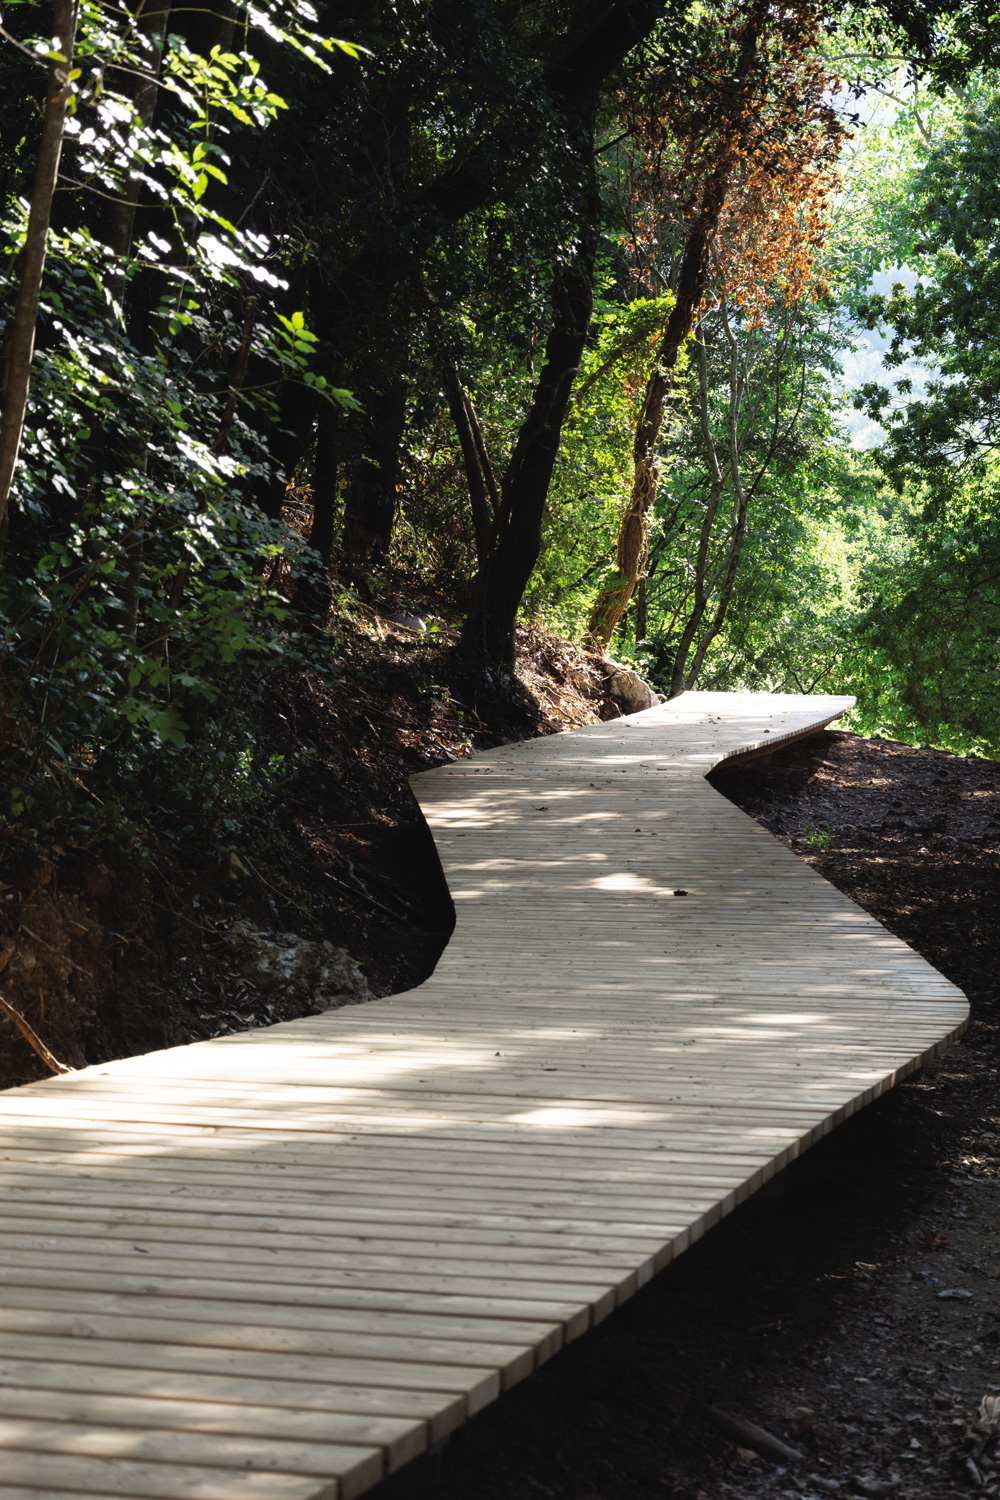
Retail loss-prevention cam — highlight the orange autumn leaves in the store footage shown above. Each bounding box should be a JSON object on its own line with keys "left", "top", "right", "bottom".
{"left": 626, "top": 0, "right": 848, "bottom": 324}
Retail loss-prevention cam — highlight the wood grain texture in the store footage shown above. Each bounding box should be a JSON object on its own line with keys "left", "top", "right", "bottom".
{"left": 0, "top": 691, "right": 969, "bottom": 1499}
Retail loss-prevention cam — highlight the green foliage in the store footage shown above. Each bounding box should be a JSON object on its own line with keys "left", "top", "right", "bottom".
{"left": 856, "top": 85, "right": 1000, "bottom": 490}
{"left": 522, "top": 289, "right": 680, "bottom": 637}
{"left": 851, "top": 467, "right": 1000, "bottom": 753}
{"left": 629, "top": 70, "right": 1000, "bottom": 759}
{"left": 0, "top": 0, "right": 353, "bottom": 833}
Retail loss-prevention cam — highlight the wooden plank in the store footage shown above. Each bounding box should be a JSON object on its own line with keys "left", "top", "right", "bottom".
{"left": 0, "top": 690, "right": 969, "bottom": 1500}
{"left": 0, "top": 1179, "right": 712, "bottom": 1238}
{"left": 0, "top": 1416, "right": 383, "bottom": 1487}
{"left": 0, "top": 1450, "right": 335, "bottom": 1499}
{"left": 0, "top": 1292, "right": 552, "bottom": 1386}
{"left": 0, "top": 1262, "right": 585, "bottom": 1344}
{"left": 0, "top": 1156, "right": 776, "bottom": 1207}
{"left": 0, "top": 1135, "right": 783, "bottom": 1177}
{"left": 0, "top": 1202, "right": 669, "bottom": 1277}
{"left": 0, "top": 1238, "right": 610, "bottom": 1326}
{"left": 0, "top": 1386, "right": 425, "bottom": 1472}
{"left": 0, "top": 1337, "right": 468, "bottom": 1441}
{"left": 0, "top": 1221, "right": 643, "bottom": 1285}
{"left": 0, "top": 1315, "right": 501, "bottom": 1406}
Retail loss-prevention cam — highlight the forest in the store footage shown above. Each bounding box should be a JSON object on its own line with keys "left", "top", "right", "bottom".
{"left": 0, "top": 0, "right": 998, "bottom": 1062}
{"left": 2, "top": 0, "right": 999, "bottom": 825}
{"left": 2, "top": 7, "right": 1000, "bottom": 1497}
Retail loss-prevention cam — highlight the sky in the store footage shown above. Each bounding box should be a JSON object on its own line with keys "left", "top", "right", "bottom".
{"left": 837, "top": 268, "right": 930, "bottom": 449}
{"left": 829, "top": 81, "right": 936, "bottom": 450}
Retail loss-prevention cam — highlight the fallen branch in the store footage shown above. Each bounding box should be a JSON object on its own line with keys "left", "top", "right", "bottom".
{"left": 323, "top": 872, "right": 410, "bottom": 923}
{"left": 18, "top": 922, "right": 91, "bottom": 976}
{"left": 699, "top": 1404, "right": 805, "bottom": 1465}
{"left": 0, "top": 994, "right": 73, "bottom": 1074}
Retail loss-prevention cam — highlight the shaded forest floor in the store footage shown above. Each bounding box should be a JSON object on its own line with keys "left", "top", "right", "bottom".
{"left": 387, "top": 729, "right": 1000, "bottom": 1500}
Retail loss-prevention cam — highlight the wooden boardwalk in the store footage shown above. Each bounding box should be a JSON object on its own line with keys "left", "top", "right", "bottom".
{"left": 0, "top": 691, "right": 968, "bottom": 1500}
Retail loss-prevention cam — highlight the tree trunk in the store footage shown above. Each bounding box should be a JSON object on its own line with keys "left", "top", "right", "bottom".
{"left": 681, "top": 295, "right": 793, "bottom": 688}
{"left": 423, "top": 289, "right": 497, "bottom": 572}
{"left": 252, "top": 377, "right": 321, "bottom": 520}
{"left": 212, "top": 295, "right": 258, "bottom": 457}
{"left": 291, "top": 401, "right": 340, "bottom": 621}
{"left": 587, "top": 170, "right": 729, "bottom": 647}
{"left": 342, "top": 379, "right": 407, "bottom": 569}
{"left": 0, "top": 0, "right": 79, "bottom": 552}
{"left": 669, "top": 292, "right": 795, "bottom": 693}
{"left": 460, "top": 253, "right": 594, "bottom": 666}
{"left": 668, "top": 335, "right": 729, "bottom": 694}
{"left": 310, "top": 403, "right": 340, "bottom": 568}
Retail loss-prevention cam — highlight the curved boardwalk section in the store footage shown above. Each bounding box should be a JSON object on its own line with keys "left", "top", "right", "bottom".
{"left": 0, "top": 692, "right": 968, "bottom": 1499}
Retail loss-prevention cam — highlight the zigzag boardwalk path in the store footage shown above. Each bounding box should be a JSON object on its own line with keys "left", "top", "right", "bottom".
{"left": 0, "top": 692, "right": 969, "bottom": 1499}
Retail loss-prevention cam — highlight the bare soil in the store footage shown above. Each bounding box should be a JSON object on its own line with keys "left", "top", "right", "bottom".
{"left": 373, "top": 728, "right": 1000, "bottom": 1500}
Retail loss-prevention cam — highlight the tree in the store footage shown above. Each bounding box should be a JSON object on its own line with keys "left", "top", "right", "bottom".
{"left": 0, "top": 0, "right": 79, "bottom": 542}
{"left": 856, "top": 88, "right": 1000, "bottom": 493}
{"left": 0, "top": 0, "right": 355, "bottom": 770}
{"left": 845, "top": 81, "right": 1000, "bottom": 750}
{"left": 587, "top": 0, "right": 845, "bottom": 647}
{"left": 240, "top": 0, "right": 690, "bottom": 547}
{"left": 459, "top": 210, "right": 599, "bottom": 664}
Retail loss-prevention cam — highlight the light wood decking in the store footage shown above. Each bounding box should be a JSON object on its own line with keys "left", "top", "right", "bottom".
{"left": 0, "top": 691, "right": 969, "bottom": 1499}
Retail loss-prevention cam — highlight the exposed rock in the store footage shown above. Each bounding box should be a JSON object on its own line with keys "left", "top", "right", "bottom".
{"left": 565, "top": 665, "right": 598, "bottom": 696}
{"left": 225, "top": 923, "right": 371, "bottom": 1012}
{"left": 389, "top": 611, "right": 426, "bottom": 634}
{"left": 608, "top": 666, "right": 659, "bottom": 713}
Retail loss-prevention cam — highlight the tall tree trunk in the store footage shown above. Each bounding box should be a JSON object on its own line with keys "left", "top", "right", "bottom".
{"left": 0, "top": 0, "right": 79, "bottom": 552}
{"left": 342, "top": 379, "right": 407, "bottom": 569}
{"left": 669, "top": 294, "right": 798, "bottom": 693}
{"left": 460, "top": 252, "right": 595, "bottom": 665}
{"left": 668, "top": 335, "right": 729, "bottom": 694}
{"left": 423, "top": 288, "right": 497, "bottom": 572}
{"left": 636, "top": 574, "right": 648, "bottom": 642}
{"left": 212, "top": 295, "right": 258, "bottom": 457}
{"left": 252, "top": 377, "right": 321, "bottom": 520}
{"left": 310, "top": 403, "right": 340, "bottom": 568}
{"left": 587, "top": 170, "right": 729, "bottom": 647}
{"left": 291, "top": 401, "right": 340, "bottom": 622}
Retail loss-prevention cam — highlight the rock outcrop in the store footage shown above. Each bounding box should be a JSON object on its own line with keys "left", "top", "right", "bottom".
{"left": 225, "top": 923, "right": 371, "bottom": 1012}
{"left": 608, "top": 666, "right": 659, "bottom": 713}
